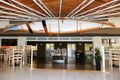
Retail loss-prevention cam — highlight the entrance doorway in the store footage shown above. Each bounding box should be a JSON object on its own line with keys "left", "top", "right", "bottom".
{"left": 27, "top": 41, "right": 94, "bottom": 70}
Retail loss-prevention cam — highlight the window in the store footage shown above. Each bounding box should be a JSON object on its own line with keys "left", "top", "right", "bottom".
{"left": 1, "top": 39, "right": 17, "bottom": 46}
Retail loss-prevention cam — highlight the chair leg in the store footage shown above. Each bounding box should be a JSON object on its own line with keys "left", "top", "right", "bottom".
{"left": 20, "top": 60, "right": 22, "bottom": 68}
{"left": 109, "top": 61, "right": 113, "bottom": 70}
{"left": 109, "top": 61, "right": 111, "bottom": 69}
{"left": 9, "top": 60, "right": 10, "bottom": 66}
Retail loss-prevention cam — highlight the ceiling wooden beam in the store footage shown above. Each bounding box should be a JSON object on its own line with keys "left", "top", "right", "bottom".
{"left": 42, "top": 20, "right": 48, "bottom": 33}
{"left": 26, "top": 22, "right": 33, "bottom": 33}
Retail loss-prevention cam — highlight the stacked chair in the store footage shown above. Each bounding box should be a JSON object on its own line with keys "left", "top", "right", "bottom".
{"left": 7, "top": 46, "right": 24, "bottom": 67}
{"left": 12, "top": 49, "right": 23, "bottom": 67}
{"left": 109, "top": 48, "right": 120, "bottom": 70}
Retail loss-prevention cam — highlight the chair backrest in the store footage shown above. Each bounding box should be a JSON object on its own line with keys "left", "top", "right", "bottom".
{"left": 6, "top": 48, "right": 13, "bottom": 56}
{"left": 13, "top": 49, "right": 23, "bottom": 59}
{"left": 109, "top": 49, "right": 120, "bottom": 60}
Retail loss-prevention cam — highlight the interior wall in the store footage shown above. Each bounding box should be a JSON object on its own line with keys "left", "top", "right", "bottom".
{"left": 117, "top": 37, "right": 120, "bottom": 46}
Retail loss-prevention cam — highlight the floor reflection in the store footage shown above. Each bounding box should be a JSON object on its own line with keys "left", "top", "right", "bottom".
{"left": 33, "top": 57, "right": 95, "bottom": 70}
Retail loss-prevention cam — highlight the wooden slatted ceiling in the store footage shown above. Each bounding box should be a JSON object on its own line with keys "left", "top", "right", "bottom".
{"left": 0, "top": 0, "right": 120, "bottom": 21}
{"left": 42, "top": 0, "right": 60, "bottom": 17}
{"left": 0, "top": 2, "right": 23, "bottom": 12}
{"left": 97, "top": 0, "right": 112, "bottom": 3}
{"left": 61, "top": 0, "right": 83, "bottom": 17}
{"left": 0, "top": 1, "right": 36, "bottom": 18}
{"left": 77, "top": 1, "right": 104, "bottom": 15}
{"left": 0, "top": 8, "right": 28, "bottom": 16}
{"left": 16, "top": 0, "right": 47, "bottom": 15}
{"left": 76, "top": 0, "right": 113, "bottom": 16}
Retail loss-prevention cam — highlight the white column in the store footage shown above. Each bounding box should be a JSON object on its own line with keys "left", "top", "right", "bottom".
{"left": 17, "top": 37, "right": 26, "bottom": 46}
{"left": 101, "top": 46, "right": 105, "bottom": 72}
{"left": 17, "top": 37, "right": 26, "bottom": 65}
{"left": 93, "top": 37, "right": 102, "bottom": 65}
{"left": 116, "top": 37, "right": 120, "bottom": 46}
{"left": 31, "top": 48, "right": 33, "bottom": 69}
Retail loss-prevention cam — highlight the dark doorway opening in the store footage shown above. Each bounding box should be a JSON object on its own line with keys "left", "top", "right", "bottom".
{"left": 27, "top": 41, "right": 94, "bottom": 70}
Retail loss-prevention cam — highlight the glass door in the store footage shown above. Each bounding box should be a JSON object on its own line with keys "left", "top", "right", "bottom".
{"left": 67, "top": 43, "right": 76, "bottom": 57}
{"left": 84, "top": 43, "right": 93, "bottom": 64}
{"left": 46, "top": 43, "right": 54, "bottom": 57}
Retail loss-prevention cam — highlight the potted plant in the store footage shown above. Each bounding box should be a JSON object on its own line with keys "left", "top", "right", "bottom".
{"left": 95, "top": 47, "right": 102, "bottom": 70}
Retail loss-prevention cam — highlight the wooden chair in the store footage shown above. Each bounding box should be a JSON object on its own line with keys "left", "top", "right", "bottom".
{"left": 12, "top": 49, "right": 23, "bottom": 67}
{"left": 8, "top": 48, "right": 23, "bottom": 67}
{"left": 0, "top": 48, "right": 6, "bottom": 60}
{"left": 7, "top": 48, "right": 14, "bottom": 66}
{"left": 109, "top": 48, "right": 120, "bottom": 70}
{"left": 7, "top": 46, "right": 17, "bottom": 66}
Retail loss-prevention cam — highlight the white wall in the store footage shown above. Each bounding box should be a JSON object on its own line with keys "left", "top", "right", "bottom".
{"left": 117, "top": 37, "right": 120, "bottom": 46}
{"left": 0, "top": 19, "right": 9, "bottom": 28}
{"left": 109, "top": 17, "right": 120, "bottom": 28}
{"left": 93, "top": 37, "right": 102, "bottom": 49}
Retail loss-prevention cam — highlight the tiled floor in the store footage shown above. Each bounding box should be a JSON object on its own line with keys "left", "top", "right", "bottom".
{"left": 0, "top": 60, "right": 120, "bottom": 80}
